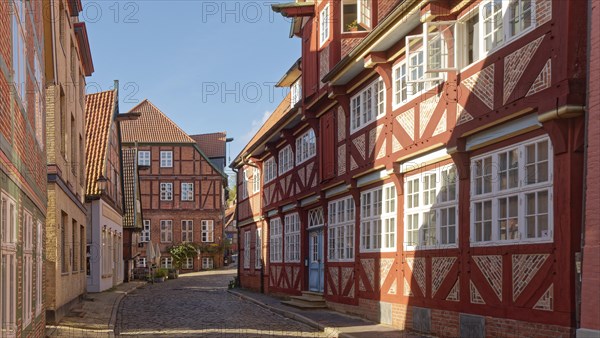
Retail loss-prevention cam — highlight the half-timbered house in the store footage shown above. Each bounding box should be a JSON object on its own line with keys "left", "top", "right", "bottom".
{"left": 233, "top": 0, "right": 589, "bottom": 335}
{"left": 121, "top": 100, "right": 228, "bottom": 272}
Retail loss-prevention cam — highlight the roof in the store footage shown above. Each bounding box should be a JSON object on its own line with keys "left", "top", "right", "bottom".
{"left": 85, "top": 89, "right": 117, "bottom": 196}
{"left": 120, "top": 99, "right": 197, "bottom": 144}
{"left": 190, "top": 132, "right": 227, "bottom": 158}
{"left": 232, "top": 93, "right": 293, "bottom": 167}
{"left": 122, "top": 148, "right": 142, "bottom": 229}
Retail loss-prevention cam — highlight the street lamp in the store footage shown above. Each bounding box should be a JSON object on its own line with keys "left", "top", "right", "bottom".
{"left": 97, "top": 175, "right": 108, "bottom": 193}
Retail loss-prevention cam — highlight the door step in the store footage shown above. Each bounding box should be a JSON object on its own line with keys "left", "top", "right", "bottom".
{"left": 281, "top": 291, "right": 326, "bottom": 309}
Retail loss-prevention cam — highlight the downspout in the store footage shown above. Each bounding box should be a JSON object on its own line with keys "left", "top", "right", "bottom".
{"left": 576, "top": 0, "right": 593, "bottom": 329}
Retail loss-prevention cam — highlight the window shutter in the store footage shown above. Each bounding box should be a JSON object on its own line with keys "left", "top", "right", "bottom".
{"left": 302, "top": 18, "right": 318, "bottom": 98}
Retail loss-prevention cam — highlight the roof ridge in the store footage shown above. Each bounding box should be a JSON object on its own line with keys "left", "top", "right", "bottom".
{"left": 129, "top": 99, "right": 195, "bottom": 144}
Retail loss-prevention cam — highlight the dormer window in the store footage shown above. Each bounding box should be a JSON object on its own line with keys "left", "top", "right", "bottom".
{"left": 342, "top": 0, "right": 372, "bottom": 32}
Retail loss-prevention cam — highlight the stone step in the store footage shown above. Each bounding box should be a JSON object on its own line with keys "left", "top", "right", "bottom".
{"left": 289, "top": 295, "right": 325, "bottom": 303}
{"left": 281, "top": 299, "right": 327, "bottom": 309}
{"left": 301, "top": 291, "right": 324, "bottom": 297}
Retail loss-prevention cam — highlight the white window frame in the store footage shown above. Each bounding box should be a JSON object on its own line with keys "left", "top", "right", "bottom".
{"left": 328, "top": 196, "right": 355, "bottom": 262}
{"left": 240, "top": 170, "right": 248, "bottom": 199}
{"left": 138, "top": 151, "right": 151, "bottom": 166}
{"left": 255, "top": 228, "right": 262, "bottom": 269}
{"left": 202, "top": 257, "right": 214, "bottom": 269}
{"left": 181, "top": 220, "right": 193, "bottom": 242}
{"left": 263, "top": 157, "right": 277, "bottom": 184}
{"left": 35, "top": 220, "right": 42, "bottom": 315}
{"left": 11, "top": 0, "right": 27, "bottom": 103}
{"left": 141, "top": 220, "right": 151, "bottom": 242}
{"left": 357, "top": 0, "right": 372, "bottom": 30}
{"left": 284, "top": 213, "right": 301, "bottom": 263}
{"left": 136, "top": 257, "right": 147, "bottom": 268}
{"left": 160, "top": 220, "right": 173, "bottom": 243}
{"left": 470, "top": 136, "right": 553, "bottom": 246}
{"left": 404, "top": 164, "right": 459, "bottom": 250}
{"left": 350, "top": 77, "right": 385, "bottom": 133}
{"left": 308, "top": 207, "right": 324, "bottom": 229}
{"left": 1, "top": 191, "right": 18, "bottom": 336}
{"left": 243, "top": 231, "right": 251, "bottom": 269}
{"left": 295, "top": 129, "right": 316, "bottom": 165}
{"left": 183, "top": 257, "right": 194, "bottom": 269}
{"left": 278, "top": 145, "right": 294, "bottom": 175}
{"left": 181, "top": 182, "right": 194, "bottom": 201}
{"left": 291, "top": 78, "right": 302, "bottom": 107}
{"left": 360, "top": 184, "right": 397, "bottom": 252}
{"left": 319, "top": 4, "right": 330, "bottom": 47}
{"left": 160, "top": 257, "right": 173, "bottom": 269}
{"left": 201, "top": 220, "right": 214, "bottom": 243}
{"left": 160, "top": 182, "right": 173, "bottom": 201}
{"left": 22, "top": 211, "right": 33, "bottom": 327}
{"left": 269, "top": 218, "right": 282, "bottom": 263}
{"left": 160, "top": 151, "right": 173, "bottom": 168}
{"left": 252, "top": 167, "right": 260, "bottom": 193}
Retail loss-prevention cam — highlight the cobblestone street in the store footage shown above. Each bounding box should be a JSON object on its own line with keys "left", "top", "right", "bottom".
{"left": 115, "top": 268, "right": 328, "bottom": 337}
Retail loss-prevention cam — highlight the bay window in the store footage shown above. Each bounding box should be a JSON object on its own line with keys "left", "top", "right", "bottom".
{"left": 470, "top": 136, "right": 553, "bottom": 245}
{"left": 328, "top": 196, "right": 355, "bottom": 261}
{"left": 404, "top": 164, "right": 458, "bottom": 249}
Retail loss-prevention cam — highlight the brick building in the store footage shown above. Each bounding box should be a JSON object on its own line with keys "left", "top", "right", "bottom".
{"left": 1, "top": 1, "right": 47, "bottom": 336}
{"left": 84, "top": 88, "right": 125, "bottom": 292}
{"left": 233, "top": 0, "right": 590, "bottom": 335}
{"left": 121, "top": 100, "right": 227, "bottom": 272}
{"left": 43, "top": 0, "right": 94, "bottom": 323}
{"left": 579, "top": 0, "right": 600, "bottom": 336}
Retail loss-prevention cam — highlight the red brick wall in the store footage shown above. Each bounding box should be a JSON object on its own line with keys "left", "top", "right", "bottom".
{"left": 581, "top": 0, "right": 600, "bottom": 331}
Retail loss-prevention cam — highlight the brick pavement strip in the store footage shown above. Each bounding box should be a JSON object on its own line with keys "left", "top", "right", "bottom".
{"left": 114, "top": 268, "right": 329, "bottom": 337}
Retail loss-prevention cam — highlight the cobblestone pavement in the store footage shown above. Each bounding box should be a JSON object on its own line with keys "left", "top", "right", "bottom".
{"left": 115, "top": 268, "right": 328, "bottom": 337}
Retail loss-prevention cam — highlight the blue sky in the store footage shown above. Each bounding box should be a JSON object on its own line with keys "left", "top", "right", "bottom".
{"left": 83, "top": 1, "right": 300, "bottom": 178}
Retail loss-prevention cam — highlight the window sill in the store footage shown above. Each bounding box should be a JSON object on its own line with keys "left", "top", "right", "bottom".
{"left": 359, "top": 248, "right": 396, "bottom": 254}
{"left": 470, "top": 238, "right": 553, "bottom": 247}
{"left": 327, "top": 259, "right": 355, "bottom": 263}
{"left": 404, "top": 244, "right": 459, "bottom": 251}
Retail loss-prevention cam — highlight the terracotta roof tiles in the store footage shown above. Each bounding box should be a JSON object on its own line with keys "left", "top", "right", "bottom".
{"left": 190, "top": 132, "right": 227, "bottom": 158}
{"left": 85, "top": 89, "right": 117, "bottom": 196}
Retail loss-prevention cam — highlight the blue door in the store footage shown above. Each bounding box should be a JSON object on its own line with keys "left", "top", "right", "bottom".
{"left": 308, "top": 230, "right": 324, "bottom": 292}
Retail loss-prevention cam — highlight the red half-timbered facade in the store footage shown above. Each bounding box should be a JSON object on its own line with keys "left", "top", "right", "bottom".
{"left": 234, "top": 0, "right": 589, "bottom": 335}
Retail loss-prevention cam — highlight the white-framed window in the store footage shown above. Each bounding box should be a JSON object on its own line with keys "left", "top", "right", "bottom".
{"left": 1, "top": 191, "right": 17, "bottom": 335}
{"left": 160, "top": 257, "right": 173, "bottom": 269}
{"left": 296, "top": 129, "right": 316, "bottom": 164}
{"left": 160, "top": 220, "right": 173, "bottom": 243}
{"left": 308, "top": 207, "right": 324, "bottom": 228}
{"left": 360, "top": 184, "right": 397, "bottom": 252}
{"left": 138, "top": 151, "right": 151, "bottom": 166}
{"left": 22, "top": 211, "right": 33, "bottom": 326}
{"left": 202, "top": 257, "right": 214, "bottom": 269}
{"left": 11, "top": 0, "right": 26, "bottom": 103}
{"left": 136, "top": 257, "right": 147, "bottom": 268}
{"left": 269, "top": 218, "right": 282, "bottom": 263}
{"left": 252, "top": 167, "right": 260, "bottom": 193}
{"left": 141, "top": 220, "right": 151, "bottom": 242}
{"left": 183, "top": 257, "right": 194, "bottom": 269}
{"left": 471, "top": 136, "right": 553, "bottom": 245}
{"left": 461, "top": 0, "right": 536, "bottom": 66}
{"left": 342, "top": 0, "right": 371, "bottom": 32}
{"left": 404, "top": 164, "right": 458, "bottom": 249}
{"left": 160, "top": 151, "right": 173, "bottom": 168}
{"left": 35, "top": 220, "right": 42, "bottom": 315}
{"left": 328, "top": 196, "right": 355, "bottom": 261}
{"left": 243, "top": 231, "right": 251, "bottom": 269}
{"left": 319, "top": 4, "right": 330, "bottom": 47}
{"left": 291, "top": 78, "right": 302, "bottom": 107}
{"left": 160, "top": 182, "right": 173, "bottom": 201}
{"left": 263, "top": 157, "right": 277, "bottom": 184}
{"left": 350, "top": 78, "right": 385, "bottom": 133}
{"left": 278, "top": 145, "right": 294, "bottom": 175}
{"left": 181, "top": 182, "right": 194, "bottom": 201}
{"left": 240, "top": 170, "right": 248, "bottom": 199}
{"left": 392, "top": 63, "right": 408, "bottom": 107}
{"left": 284, "top": 213, "right": 301, "bottom": 262}
{"left": 255, "top": 228, "right": 262, "bottom": 269}
{"left": 181, "top": 220, "right": 193, "bottom": 242}
{"left": 201, "top": 220, "right": 214, "bottom": 242}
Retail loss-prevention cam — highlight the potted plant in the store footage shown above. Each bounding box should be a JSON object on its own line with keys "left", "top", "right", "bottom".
{"left": 153, "top": 268, "right": 168, "bottom": 283}
{"left": 347, "top": 20, "right": 358, "bottom": 32}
